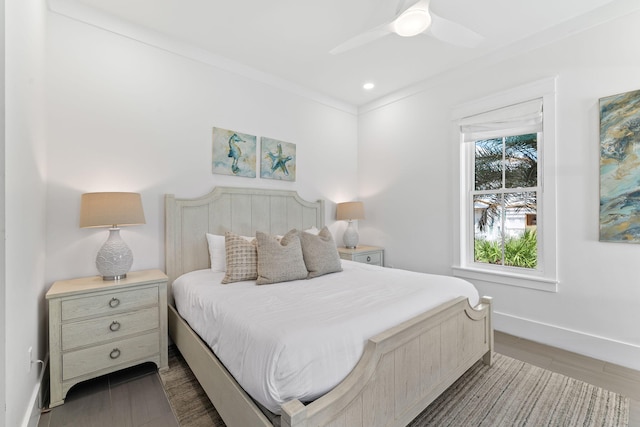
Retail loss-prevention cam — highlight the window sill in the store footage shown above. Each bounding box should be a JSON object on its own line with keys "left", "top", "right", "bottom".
{"left": 452, "top": 266, "right": 558, "bottom": 292}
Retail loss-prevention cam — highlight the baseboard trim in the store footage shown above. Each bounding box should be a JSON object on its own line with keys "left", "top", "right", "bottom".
{"left": 22, "top": 384, "right": 40, "bottom": 427}
{"left": 494, "top": 311, "right": 640, "bottom": 371}
{"left": 21, "top": 354, "right": 49, "bottom": 427}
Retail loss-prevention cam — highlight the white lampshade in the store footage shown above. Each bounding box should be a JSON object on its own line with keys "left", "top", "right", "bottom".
{"left": 80, "top": 192, "right": 146, "bottom": 280}
{"left": 337, "top": 201, "right": 365, "bottom": 249}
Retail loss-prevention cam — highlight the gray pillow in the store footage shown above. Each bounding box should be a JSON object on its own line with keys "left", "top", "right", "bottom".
{"left": 256, "top": 230, "right": 308, "bottom": 285}
{"left": 299, "top": 226, "right": 343, "bottom": 278}
{"left": 221, "top": 232, "right": 257, "bottom": 284}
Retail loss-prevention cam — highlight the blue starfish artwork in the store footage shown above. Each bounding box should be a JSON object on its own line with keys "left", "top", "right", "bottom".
{"left": 266, "top": 143, "right": 293, "bottom": 176}
{"left": 260, "top": 137, "right": 296, "bottom": 181}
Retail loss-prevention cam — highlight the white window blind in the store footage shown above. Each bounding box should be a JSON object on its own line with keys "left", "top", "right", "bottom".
{"left": 459, "top": 98, "right": 543, "bottom": 142}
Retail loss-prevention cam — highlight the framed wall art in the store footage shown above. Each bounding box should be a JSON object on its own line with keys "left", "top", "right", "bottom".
{"left": 212, "top": 127, "right": 257, "bottom": 178}
{"left": 260, "top": 137, "right": 296, "bottom": 181}
{"left": 599, "top": 88, "right": 640, "bottom": 242}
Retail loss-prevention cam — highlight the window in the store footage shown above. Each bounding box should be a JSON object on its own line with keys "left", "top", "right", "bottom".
{"left": 473, "top": 133, "right": 538, "bottom": 269}
{"left": 452, "top": 78, "right": 558, "bottom": 292}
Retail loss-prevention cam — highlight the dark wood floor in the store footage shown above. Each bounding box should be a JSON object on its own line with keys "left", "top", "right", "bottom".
{"left": 37, "top": 362, "right": 178, "bottom": 427}
{"left": 38, "top": 332, "right": 639, "bottom": 427}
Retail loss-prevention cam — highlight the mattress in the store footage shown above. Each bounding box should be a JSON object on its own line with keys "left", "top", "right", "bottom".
{"left": 172, "top": 260, "right": 479, "bottom": 414}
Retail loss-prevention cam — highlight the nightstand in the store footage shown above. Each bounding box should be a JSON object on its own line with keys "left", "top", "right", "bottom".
{"left": 46, "top": 269, "right": 168, "bottom": 407}
{"left": 338, "top": 245, "right": 384, "bottom": 266}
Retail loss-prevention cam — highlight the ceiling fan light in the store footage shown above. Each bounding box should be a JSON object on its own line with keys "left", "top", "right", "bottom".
{"left": 394, "top": 9, "right": 431, "bottom": 37}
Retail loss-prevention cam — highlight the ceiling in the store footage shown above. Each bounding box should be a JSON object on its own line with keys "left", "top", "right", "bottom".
{"left": 53, "top": 0, "right": 637, "bottom": 107}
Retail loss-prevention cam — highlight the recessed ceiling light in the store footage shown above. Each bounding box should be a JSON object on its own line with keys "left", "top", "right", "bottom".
{"left": 363, "top": 82, "right": 375, "bottom": 90}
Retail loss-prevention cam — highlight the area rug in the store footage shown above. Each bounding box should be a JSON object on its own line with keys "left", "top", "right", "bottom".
{"left": 159, "top": 345, "right": 629, "bottom": 427}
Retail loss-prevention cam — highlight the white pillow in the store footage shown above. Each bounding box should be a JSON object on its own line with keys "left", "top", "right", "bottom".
{"left": 304, "top": 226, "right": 320, "bottom": 235}
{"left": 206, "top": 233, "right": 226, "bottom": 272}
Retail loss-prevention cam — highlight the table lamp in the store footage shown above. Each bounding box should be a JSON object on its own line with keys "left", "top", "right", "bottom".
{"left": 336, "top": 201, "right": 365, "bottom": 249}
{"left": 80, "top": 192, "right": 146, "bottom": 280}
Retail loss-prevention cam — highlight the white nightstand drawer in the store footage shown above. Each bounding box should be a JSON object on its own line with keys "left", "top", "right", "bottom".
{"left": 61, "top": 287, "right": 158, "bottom": 321}
{"left": 338, "top": 245, "right": 384, "bottom": 266}
{"left": 62, "top": 307, "right": 159, "bottom": 351}
{"left": 353, "top": 252, "right": 382, "bottom": 265}
{"left": 62, "top": 331, "right": 159, "bottom": 381}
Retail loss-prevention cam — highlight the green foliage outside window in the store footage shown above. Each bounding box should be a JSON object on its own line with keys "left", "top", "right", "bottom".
{"left": 474, "top": 229, "right": 537, "bottom": 268}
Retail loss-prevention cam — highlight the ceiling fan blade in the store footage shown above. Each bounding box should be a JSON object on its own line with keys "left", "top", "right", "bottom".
{"left": 395, "top": 0, "right": 415, "bottom": 15}
{"left": 329, "top": 23, "right": 393, "bottom": 55}
{"left": 428, "top": 11, "right": 483, "bottom": 48}
{"left": 397, "top": 0, "right": 430, "bottom": 15}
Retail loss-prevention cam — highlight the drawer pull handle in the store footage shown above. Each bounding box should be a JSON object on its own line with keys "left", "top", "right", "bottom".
{"left": 109, "top": 298, "right": 120, "bottom": 308}
{"left": 109, "top": 321, "right": 121, "bottom": 332}
{"left": 366, "top": 256, "right": 371, "bottom": 262}
{"left": 109, "top": 348, "right": 121, "bottom": 359}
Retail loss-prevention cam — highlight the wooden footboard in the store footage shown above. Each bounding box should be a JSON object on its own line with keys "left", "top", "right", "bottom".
{"left": 169, "top": 296, "right": 492, "bottom": 427}
{"left": 281, "top": 296, "right": 493, "bottom": 427}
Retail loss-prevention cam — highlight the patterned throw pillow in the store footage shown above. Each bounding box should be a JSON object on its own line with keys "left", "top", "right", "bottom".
{"left": 221, "top": 232, "right": 258, "bottom": 284}
{"left": 256, "top": 230, "right": 308, "bottom": 285}
{"left": 299, "top": 226, "right": 343, "bottom": 278}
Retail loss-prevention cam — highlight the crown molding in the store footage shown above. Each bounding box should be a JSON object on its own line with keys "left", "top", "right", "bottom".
{"left": 47, "top": 0, "right": 358, "bottom": 116}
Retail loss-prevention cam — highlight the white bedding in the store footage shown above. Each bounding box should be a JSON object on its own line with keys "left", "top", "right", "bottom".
{"left": 172, "top": 260, "right": 479, "bottom": 414}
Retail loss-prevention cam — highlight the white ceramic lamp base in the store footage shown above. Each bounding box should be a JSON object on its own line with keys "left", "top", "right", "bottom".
{"left": 343, "top": 220, "right": 359, "bottom": 249}
{"left": 96, "top": 228, "right": 133, "bottom": 281}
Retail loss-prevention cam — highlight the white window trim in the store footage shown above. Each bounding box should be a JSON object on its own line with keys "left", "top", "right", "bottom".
{"left": 451, "top": 77, "right": 558, "bottom": 292}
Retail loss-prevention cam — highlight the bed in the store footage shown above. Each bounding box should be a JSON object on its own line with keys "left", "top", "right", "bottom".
{"left": 165, "top": 186, "right": 493, "bottom": 427}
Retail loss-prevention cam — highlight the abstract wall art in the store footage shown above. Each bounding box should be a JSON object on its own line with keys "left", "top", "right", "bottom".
{"left": 212, "top": 127, "right": 257, "bottom": 178}
{"left": 599, "top": 88, "right": 640, "bottom": 242}
{"left": 260, "top": 137, "right": 296, "bottom": 181}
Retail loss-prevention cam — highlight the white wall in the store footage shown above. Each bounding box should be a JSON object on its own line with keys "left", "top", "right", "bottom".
{"left": 5, "top": 0, "right": 48, "bottom": 426}
{"left": 0, "top": 0, "right": 5, "bottom": 424}
{"left": 358, "top": 10, "right": 640, "bottom": 370}
{"left": 44, "top": 12, "right": 359, "bottom": 283}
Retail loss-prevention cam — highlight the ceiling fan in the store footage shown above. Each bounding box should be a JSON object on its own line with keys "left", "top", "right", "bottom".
{"left": 330, "top": 0, "right": 483, "bottom": 55}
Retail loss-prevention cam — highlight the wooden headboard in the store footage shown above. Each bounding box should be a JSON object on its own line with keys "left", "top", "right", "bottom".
{"left": 165, "top": 186, "right": 325, "bottom": 299}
